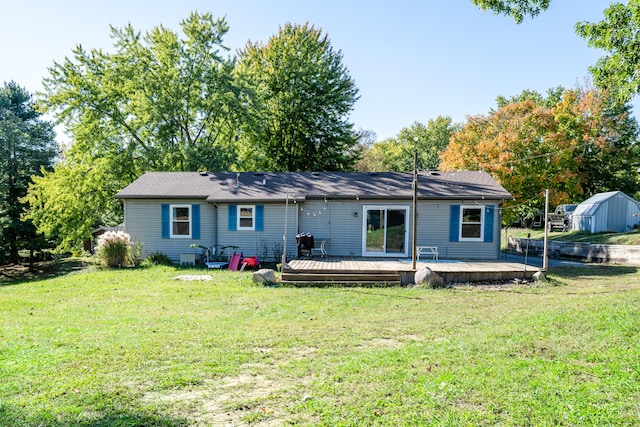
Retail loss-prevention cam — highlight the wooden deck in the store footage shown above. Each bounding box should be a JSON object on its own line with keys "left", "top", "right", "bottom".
{"left": 281, "top": 257, "right": 541, "bottom": 285}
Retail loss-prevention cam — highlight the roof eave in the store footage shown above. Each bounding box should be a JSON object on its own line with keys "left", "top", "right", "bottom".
{"left": 115, "top": 194, "right": 210, "bottom": 200}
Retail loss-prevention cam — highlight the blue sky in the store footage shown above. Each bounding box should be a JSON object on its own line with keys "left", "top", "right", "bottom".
{"left": 1, "top": 1, "right": 620, "bottom": 142}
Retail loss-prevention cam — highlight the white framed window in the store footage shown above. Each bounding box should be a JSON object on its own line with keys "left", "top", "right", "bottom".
{"left": 460, "top": 205, "right": 484, "bottom": 241}
{"left": 237, "top": 205, "right": 255, "bottom": 230}
{"left": 171, "top": 204, "right": 192, "bottom": 238}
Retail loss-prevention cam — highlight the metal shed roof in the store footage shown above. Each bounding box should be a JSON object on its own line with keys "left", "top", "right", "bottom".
{"left": 573, "top": 191, "right": 632, "bottom": 217}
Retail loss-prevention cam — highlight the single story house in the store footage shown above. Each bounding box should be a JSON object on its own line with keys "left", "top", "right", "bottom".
{"left": 115, "top": 171, "right": 513, "bottom": 263}
{"left": 571, "top": 190, "right": 640, "bottom": 233}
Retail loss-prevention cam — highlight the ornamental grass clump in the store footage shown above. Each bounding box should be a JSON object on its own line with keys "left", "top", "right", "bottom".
{"left": 96, "top": 231, "right": 132, "bottom": 267}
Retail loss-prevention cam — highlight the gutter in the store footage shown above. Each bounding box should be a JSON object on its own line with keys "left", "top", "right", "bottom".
{"left": 214, "top": 203, "right": 218, "bottom": 256}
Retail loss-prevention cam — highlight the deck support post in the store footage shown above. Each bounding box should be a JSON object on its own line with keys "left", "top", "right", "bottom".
{"left": 543, "top": 188, "right": 549, "bottom": 272}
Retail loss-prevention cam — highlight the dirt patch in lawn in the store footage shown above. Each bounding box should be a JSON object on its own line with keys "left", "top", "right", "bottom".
{"left": 149, "top": 374, "right": 285, "bottom": 426}
{"left": 174, "top": 274, "right": 213, "bottom": 281}
{"left": 0, "top": 258, "right": 91, "bottom": 285}
{"left": 144, "top": 343, "right": 327, "bottom": 425}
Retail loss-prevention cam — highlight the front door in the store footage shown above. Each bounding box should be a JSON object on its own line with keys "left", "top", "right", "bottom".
{"left": 362, "top": 206, "right": 409, "bottom": 257}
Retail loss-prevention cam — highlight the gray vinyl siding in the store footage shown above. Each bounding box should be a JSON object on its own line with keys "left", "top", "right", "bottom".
{"left": 217, "top": 203, "right": 298, "bottom": 263}
{"left": 123, "top": 198, "right": 502, "bottom": 263}
{"left": 298, "top": 200, "right": 365, "bottom": 257}
{"left": 123, "top": 199, "right": 215, "bottom": 263}
{"left": 417, "top": 201, "right": 501, "bottom": 260}
{"left": 298, "top": 199, "right": 501, "bottom": 260}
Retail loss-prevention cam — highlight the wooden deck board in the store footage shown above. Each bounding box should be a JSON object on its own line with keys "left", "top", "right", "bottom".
{"left": 283, "top": 257, "right": 540, "bottom": 284}
{"left": 287, "top": 257, "right": 539, "bottom": 273}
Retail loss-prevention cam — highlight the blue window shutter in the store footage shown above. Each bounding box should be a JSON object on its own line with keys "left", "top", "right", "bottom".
{"left": 228, "top": 204, "right": 237, "bottom": 231}
{"left": 192, "top": 204, "right": 200, "bottom": 239}
{"left": 449, "top": 205, "right": 460, "bottom": 242}
{"left": 161, "top": 204, "right": 170, "bottom": 239}
{"left": 255, "top": 205, "right": 264, "bottom": 231}
{"left": 484, "top": 206, "right": 495, "bottom": 243}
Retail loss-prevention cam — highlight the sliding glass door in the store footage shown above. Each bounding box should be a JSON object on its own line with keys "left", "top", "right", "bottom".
{"left": 362, "top": 206, "right": 409, "bottom": 257}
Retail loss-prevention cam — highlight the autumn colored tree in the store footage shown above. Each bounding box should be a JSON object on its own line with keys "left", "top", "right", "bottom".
{"left": 555, "top": 88, "right": 639, "bottom": 197}
{"left": 441, "top": 101, "right": 576, "bottom": 218}
{"left": 440, "top": 86, "right": 639, "bottom": 225}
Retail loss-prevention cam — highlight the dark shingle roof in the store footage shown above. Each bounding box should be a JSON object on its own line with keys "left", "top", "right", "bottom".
{"left": 115, "top": 171, "right": 513, "bottom": 202}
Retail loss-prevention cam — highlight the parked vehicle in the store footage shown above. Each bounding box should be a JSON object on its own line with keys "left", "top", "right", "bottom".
{"left": 547, "top": 204, "right": 578, "bottom": 232}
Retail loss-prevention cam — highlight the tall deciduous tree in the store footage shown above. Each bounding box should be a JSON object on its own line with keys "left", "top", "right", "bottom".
{"left": 495, "top": 86, "right": 565, "bottom": 110}
{"left": 0, "top": 82, "right": 56, "bottom": 264}
{"left": 237, "top": 23, "right": 360, "bottom": 171}
{"left": 576, "top": 1, "right": 640, "bottom": 102}
{"left": 440, "top": 86, "right": 639, "bottom": 225}
{"left": 27, "top": 12, "right": 249, "bottom": 253}
{"left": 24, "top": 158, "right": 126, "bottom": 254}
{"left": 397, "top": 117, "right": 458, "bottom": 171}
{"left": 355, "top": 117, "right": 456, "bottom": 172}
{"left": 40, "top": 11, "right": 246, "bottom": 173}
{"left": 471, "top": 0, "right": 551, "bottom": 23}
{"left": 355, "top": 138, "right": 406, "bottom": 172}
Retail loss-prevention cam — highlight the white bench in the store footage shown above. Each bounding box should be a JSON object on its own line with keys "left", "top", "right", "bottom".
{"left": 416, "top": 246, "right": 439, "bottom": 261}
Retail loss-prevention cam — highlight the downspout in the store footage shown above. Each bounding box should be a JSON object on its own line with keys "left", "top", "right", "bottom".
{"left": 214, "top": 203, "right": 218, "bottom": 256}
{"left": 122, "top": 200, "right": 127, "bottom": 232}
{"left": 499, "top": 200, "right": 504, "bottom": 259}
{"left": 282, "top": 192, "right": 289, "bottom": 267}
{"left": 295, "top": 201, "right": 300, "bottom": 237}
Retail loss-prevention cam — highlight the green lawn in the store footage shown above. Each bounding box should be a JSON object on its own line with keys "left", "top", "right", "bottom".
{"left": 2, "top": 263, "right": 640, "bottom": 426}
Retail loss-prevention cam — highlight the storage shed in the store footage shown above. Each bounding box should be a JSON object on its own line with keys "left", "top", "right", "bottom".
{"left": 571, "top": 191, "right": 640, "bottom": 233}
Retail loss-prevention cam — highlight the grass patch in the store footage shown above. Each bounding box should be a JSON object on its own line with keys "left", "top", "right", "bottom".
{"left": 1, "top": 264, "right": 640, "bottom": 425}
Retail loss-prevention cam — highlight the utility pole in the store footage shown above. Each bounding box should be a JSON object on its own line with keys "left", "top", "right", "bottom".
{"left": 412, "top": 149, "right": 418, "bottom": 270}
{"left": 543, "top": 188, "right": 549, "bottom": 272}
{"left": 282, "top": 190, "right": 289, "bottom": 269}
